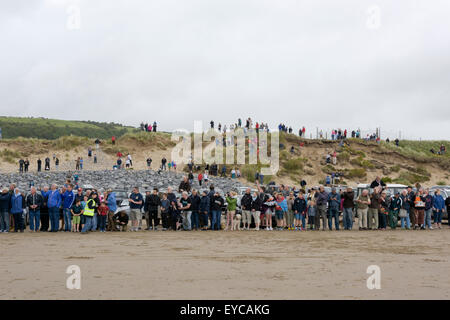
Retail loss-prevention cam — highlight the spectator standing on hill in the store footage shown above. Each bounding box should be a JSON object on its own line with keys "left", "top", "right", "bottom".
{"left": 55, "top": 157, "right": 59, "bottom": 170}
{"left": 88, "top": 147, "right": 92, "bottom": 158}
{"left": 24, "top": 159, "right": 30, "bottom": 172}
{"left": 37, "top": 158, "right": 42, "bottom": 172}
{"left": 161, "top": 157, "right": 167, "bottom": 170}
{"left": 19, "top": 159, "right": 24, "bottom": 173}
{"left": 370, "top": 176, "right": 386, "bottom": 189}
{"left": 127, "top": 154, "right": 133, "bottom": 167}
{"left": 153, "top": 121, "right": 157, "bottom": 132}
{"left": 146, "top": 157, "right": 152, "bottom": 169}
{"left": 94, "top": 154, "right": 97, "bottom": 164}
{"left": 111, "top": 136, "right": 116, "bottom": 145}
{"left": 95, "top": 139, "right": 101, "bottom": 149}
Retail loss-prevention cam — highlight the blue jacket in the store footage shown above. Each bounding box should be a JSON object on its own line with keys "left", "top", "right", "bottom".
{"left": 200, "top": 196, "right": 210, "bottom": 213}
{"left": 0, "top": 192, "right": 11, "bottom": 211}
{"left": 62, "top": 190, "right": 75, "bottom": 209}
{"left": 107, "top": 192, "right": 117, "bottom": 212}
{"left": 433, "top": 195, "right": 445, "bottom": 211}
{"left": 10, "top": 193, "right": 23, "bottom": 214}
{"left": 328, "top": 192, "right": 341, "bottom": 210}
{"left": 48, "top": 190, "right": 62, "bottom": 208}
{"left": 277, "top": 199, "right": 288, "bottom": 212}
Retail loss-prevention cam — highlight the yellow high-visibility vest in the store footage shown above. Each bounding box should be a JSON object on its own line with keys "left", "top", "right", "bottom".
{"left": 84, "top": 199, "right": 95, "bottom": 217}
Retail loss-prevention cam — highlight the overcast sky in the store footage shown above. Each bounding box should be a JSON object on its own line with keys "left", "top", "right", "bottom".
{"left": 1, "top": 0, "right": 449, "bottom": 139}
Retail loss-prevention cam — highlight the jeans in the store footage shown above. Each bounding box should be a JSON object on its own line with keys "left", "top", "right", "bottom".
{"left": 300, "top": 214, "right": 306, "bottom": 229}
{"left": 315, "top": 205, "right": 328, "bottom": 230}
{"left": 400, "top": 215, "right": 411, "bottom": 229}
{"left": 182, "top": 211, "right": 192, "bottom": 230}
{"left": 92, "top": 212, "right": 98, "bottom": 231}
{"left": 13, "top": 213, "right": 24, "bottom": 231}
{"left": 98, "top": 215, "right": 107, "bottom": 231}
{"left": 424, "top": 209, "right": 432, "bottom": 228}
{"left": 368, "top": 208, "right": 379, "bottom": 230}
{"left": 63, "top": 208, "right": 72, "bottom": 231}
{"left": 201, "top": 212, "right": 209, "bottom": 228}
{"left": 434, "top": 211, "right": 442, "bottom": 224}
{"left": 191, "top": 210, "right": 199, "bottom": 229}
{"left": 211, "top": 210, "right": 221, "bottom": 230}
{"left": 343, "top": 208, "right": 353, "bottom": 230}
{"left": 0, "top": 210, "right": 9, "bottom": 231}
{"left": 49, "top": 207, "right": 60, "bottom": 232}
{"left": 29, "top": 209, "right": 41, "bottom": 231}
{"left": 81, "top": 216, "right": 93, "bottom": 233}
{"left": 378, "top": 213, "right": 387, "bottom": 229}
{"left": 328, "top": 208, "right": 339, "bottom": 230}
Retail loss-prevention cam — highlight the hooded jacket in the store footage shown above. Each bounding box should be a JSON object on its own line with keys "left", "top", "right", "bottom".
{"left": 62, "top": 190, "right": 75, "bottom": 209}
{"left": 48, "top": 190, "right": 62, "bottom": 209}
{"left": 107, "top": 192, "right": 117, "bottom": 212}
{"left": 199, "top": 195, "right": 210, "bottom": 213}
{"left": 0, "top": 192, "right": 11, "bottom": 211}
{"left": 10, "top": 193, "right": 23, "bottom": 214}
{"left": 240, "top": 193, "right": 253, "bottom": 210}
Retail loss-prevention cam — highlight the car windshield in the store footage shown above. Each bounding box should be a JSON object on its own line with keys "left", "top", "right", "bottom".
{"left": 115, "top": 191, "right": 128, "bottom": 198}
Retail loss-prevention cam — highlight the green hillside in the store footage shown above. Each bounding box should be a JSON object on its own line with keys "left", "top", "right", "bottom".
{"left": 0, "top": 117, "right": 139, "bottom": 140}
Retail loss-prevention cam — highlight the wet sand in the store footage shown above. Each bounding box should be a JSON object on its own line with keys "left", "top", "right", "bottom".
{"left": 1, "top": 229, "right": 449, "bottom": 300}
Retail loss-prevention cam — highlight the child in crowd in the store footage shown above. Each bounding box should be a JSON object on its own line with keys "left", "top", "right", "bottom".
{"left": 160, "top": 193, "right": 170, "bottom": 231}
{"left": 293, "top": 192, "right": 307, "bottom": 231}
{"left": 307, "top": 199, "right": 317, "bottom": 230}
{"left": 275, "top": 194, "right": 287, "bottom": 231}
{"left": 80, "top": 195, "right": 88, "bottom": 231}
{"left": 71, "top": 199, "right": 84, "bottom": 232}
{"left": 114, "top": 211, "right": 129, "bottom": 231}
{"left": 97, "top": 201, "right": 109, "bottom": 232}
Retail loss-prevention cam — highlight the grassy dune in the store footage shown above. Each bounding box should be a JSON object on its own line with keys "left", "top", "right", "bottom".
{"left": 0, "top": 116, "right": 138, "bottom": 139}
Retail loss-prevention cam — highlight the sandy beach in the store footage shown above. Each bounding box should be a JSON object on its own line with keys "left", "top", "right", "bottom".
{"left": 1, "top": 229, "right": 449, "bottom": 300}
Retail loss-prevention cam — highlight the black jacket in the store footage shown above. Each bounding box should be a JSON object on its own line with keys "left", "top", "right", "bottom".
{"left": 0, "top": 192, "right": 10, "bottom": 211}
{"left": 145, "top": 194, "right": 161, "bottom": 212}
{"left": 211, "top": 195, "right": 224, "bottom": 211}
{"left": 190, "top": 194, "right": 201, "bottom": 211}
{"left": 178, "top": 181, "right": 191, "bottom": 192}
{"left": 26, "top": 193, "right": 43, "bottom": 210}
{"left": 251, "top": 196, "right": 262, "bottom": 211}
{"left": 241, "top": 193, "right": 253, "bottom": 210}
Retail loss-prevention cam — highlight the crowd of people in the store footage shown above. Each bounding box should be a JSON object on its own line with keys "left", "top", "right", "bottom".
{"left": 0, "top": 173, "right": 449, "bottom": 234}
{"left": 140, "top": 121, "right": 157, "bottom": 132}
